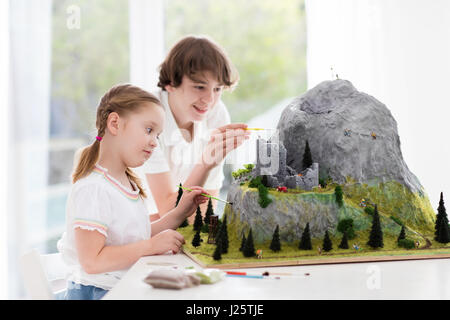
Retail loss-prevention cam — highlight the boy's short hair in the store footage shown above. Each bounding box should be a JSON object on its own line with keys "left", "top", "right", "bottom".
{"left": 158, "top": 35, "right": 239, "bottom": 91}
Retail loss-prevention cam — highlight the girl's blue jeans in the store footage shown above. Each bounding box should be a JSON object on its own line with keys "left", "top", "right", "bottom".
{"left": 62, "top": 281, "right": 108, "bottom": 300}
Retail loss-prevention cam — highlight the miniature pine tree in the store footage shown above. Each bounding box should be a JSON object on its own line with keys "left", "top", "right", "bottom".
{"left": 220, "top": 215, "right": 229, "bottom": 254}
{"left": 176, "top": 183, "right": 189, "bottom": 228}
{"left": 335, "top": 185, "right": 344, "bottom": 207}
{"left": 243, "top": 228, "right": 256, "bottom": 257}
{"left": 213, "top": 238, "right": 222, "bottom": 260}
{"left": 397, "top": 225, "right": 406, "bottom": 243}
{"left": 192, "top": 230, "right": 202, "bottom": 247}
{"left": 193, "top": 206, "right": 203, "bottom": 232}
{"left": 204, "top": 198, "right": 214, "bottom": 225}
{"left": 270, "top": 225, "right": 281, "bottom": 252}
{"left": 435, "top": 192, "right": 448, "bottom": 241}
{"left": 437, "top": 219, "right": 450, "bottom": 244}
{"left": 322, "top": 230, "right": 333, "bottom": 252}
{"left": 298, "top": 223, "right": 312, "bottom": 250}
{"left": 338, "top": 231, "right": 349, "bottom": 249}
{"left": 367, "top": 204, "right": 384, "bottom": 248}
{"left": 175, "top": 183, "right": 183, "bottom": 207}
{"left": 302, "top": 140, "right": 313, "bottom": 170}
{"left": 239, "top": 233, "right": 246, "bottom": 251}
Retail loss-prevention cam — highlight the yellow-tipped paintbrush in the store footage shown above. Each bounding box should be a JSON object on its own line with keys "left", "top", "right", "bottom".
{"left": 244, "top": 127, "right": 272, "bottom": 131}
{"left": 179, "top": 186, "right": 233, "bottom": 205}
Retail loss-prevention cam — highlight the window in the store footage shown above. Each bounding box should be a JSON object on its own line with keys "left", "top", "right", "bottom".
{"left": 164, "top": 0, "right": 307, "bottom": 123}
{"left": 46, "top": 0, "right": 130, "bottom": 252}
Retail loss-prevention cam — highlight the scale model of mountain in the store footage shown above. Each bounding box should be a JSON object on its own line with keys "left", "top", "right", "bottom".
{"left": 225, "top": 79, "right": 436, "bottom": 243}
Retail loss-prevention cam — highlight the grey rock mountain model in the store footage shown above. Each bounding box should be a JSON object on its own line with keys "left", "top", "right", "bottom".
{"left": 226, "top": 79, "right": 434, "bottom": 243}
{"left": 277, "top": 79, "right": 423, "bottom": 194}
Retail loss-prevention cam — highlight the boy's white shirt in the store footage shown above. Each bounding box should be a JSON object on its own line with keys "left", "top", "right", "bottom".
{"left": 136, "top": 89, "right": 231, "bottom": 213}
{"left": 57, "top": 164, "right": 151, "bottom": 290}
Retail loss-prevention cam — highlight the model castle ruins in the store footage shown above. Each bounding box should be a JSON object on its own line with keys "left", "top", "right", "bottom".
{"left": 254, "top": 137, "right": 319, "bottom": 190}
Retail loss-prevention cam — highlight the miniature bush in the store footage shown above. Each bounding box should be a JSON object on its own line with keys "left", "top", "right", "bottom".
{"left": 248, "top": 175, "right": 272, "bottom": 208}
{"left": 232, "top": 163, "right": 255, "bottom": 179}
{"left": 364, "top": 206, "right": 374, "bottom": 216}
{"left": 249, "top": 176, "right": 262, "bottom": 188}
{"left": 335, "top": 185, "right": 344, "bottom": 207}
{"left": 258, "top": 183, "right": 272, "bottom": 208}
{"left": 337, "top": 218, "right": 355, "bottom": 239}
{"left": 244, "top": 163, "right": 255, "bottom": 171}
{"left": 398, "top": 239, "right": 415, "bottom": 249}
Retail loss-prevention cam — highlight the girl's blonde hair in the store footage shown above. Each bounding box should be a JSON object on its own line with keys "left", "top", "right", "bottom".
{"left": 72, "top": 84, "right": 162, "bottom": 198}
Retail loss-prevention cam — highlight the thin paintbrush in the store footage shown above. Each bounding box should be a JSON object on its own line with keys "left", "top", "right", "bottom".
{"left": 179, "top": 186, "right": 233, "bottom": 205}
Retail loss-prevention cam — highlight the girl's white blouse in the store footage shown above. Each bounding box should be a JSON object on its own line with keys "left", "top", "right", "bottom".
{"left": 57, "top": 164, "right": 151, "bottom": 290}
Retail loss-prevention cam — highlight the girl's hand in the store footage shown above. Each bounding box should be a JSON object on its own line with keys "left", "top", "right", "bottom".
{"left": 177, "top": 186, "right": 209, "bottom": 219}
{"left": 201, "top": 123, "right": 250, "bottom": 169}
{"left": 148, "top": 229, "right": 185, "bottom": 255}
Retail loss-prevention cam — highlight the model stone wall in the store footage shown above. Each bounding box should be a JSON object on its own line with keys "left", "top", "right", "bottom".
{"left": 255, "top": 138, "right": 319, "bottom": 190}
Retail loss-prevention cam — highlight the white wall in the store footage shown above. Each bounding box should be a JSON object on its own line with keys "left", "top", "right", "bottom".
{"left": 129, "top": 0, "right": 165, "bottom": 93}
{"left": 8, "top": 0, "right": 52, "bottom": 298}
{"left": 306, "top": 0, "right": 450, "bottom": 209}
{"left": 0, "top": 0, "right": 10, "bottom": 300}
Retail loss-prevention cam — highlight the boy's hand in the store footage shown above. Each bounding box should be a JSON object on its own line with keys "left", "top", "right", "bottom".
{"left": 201, "top": 123, "right": 250, "bottom": 169}
{"left": 177, "top": 186, "right": 209, "bottom": 219}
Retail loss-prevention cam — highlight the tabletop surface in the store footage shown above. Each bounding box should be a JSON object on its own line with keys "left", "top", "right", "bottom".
{"left": 103, "top": 253, "right": 450, "bottom": 300}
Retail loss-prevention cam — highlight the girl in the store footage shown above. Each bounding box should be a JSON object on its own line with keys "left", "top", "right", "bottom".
{"left": 140, "top": 35, "right": 250, "bottom": 221}
{"left": 57, "top": 84, "right": 208, "bottom": 300}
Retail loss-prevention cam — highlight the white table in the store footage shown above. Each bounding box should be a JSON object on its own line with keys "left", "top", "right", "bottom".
{"left": 103, "top": 253, "right": 450, "bottom": 300}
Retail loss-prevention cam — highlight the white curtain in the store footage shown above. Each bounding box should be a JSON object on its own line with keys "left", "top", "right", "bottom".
{"left": 0, "top": 0, "right": 10, "bottom": 301}
{"left": 306, "top": 0, "right": 450, "bottom": 208}
{"left": 129, "top": 0, "right": 165, "bottom": 93}
{"left": 8, "top": 0, "right": 52, "bottom": 298}
{"left": 129, "top": 0, "right": 165, "bottom": 214}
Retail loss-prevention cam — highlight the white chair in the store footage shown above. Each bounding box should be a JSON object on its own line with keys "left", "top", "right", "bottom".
{"left": 20, "top": 249, "right": 67, "bottom": 300}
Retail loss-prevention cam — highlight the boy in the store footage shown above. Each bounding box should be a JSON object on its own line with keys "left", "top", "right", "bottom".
{"left": 141, "top": 35, "right": 249, "bottom": 222}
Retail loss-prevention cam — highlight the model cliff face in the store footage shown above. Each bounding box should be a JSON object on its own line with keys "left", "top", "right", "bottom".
{"left": 226, "top": 79, "right": 436, "bottom": 244}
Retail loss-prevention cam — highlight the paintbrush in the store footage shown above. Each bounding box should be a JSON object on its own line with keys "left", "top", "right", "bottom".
{"left": 244, "top": 127, "right": 272, "bottom": 131}
{"left": 179, "top": 186, "right": 233, "bottom": 205}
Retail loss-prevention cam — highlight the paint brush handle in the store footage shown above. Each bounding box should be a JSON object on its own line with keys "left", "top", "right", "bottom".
{"left": 179, "top": 186, "right": 231, "bottom": 204}
{"left": 244, "top": 127, "right": 270, "bottom": 131}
